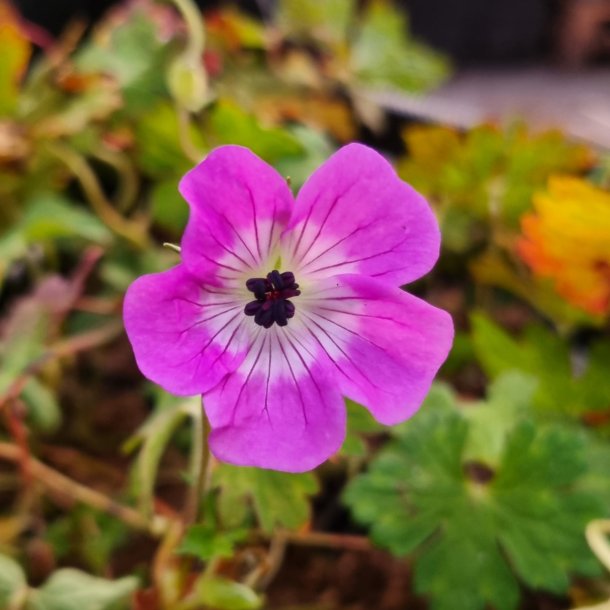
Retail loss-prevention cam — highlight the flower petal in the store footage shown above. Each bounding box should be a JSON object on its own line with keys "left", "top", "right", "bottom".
{"left": 179, "top": 145, "right": 294, "bottom": 284}
{"left": 204, "top": 329, "right": 346, "bottom": 472}
{"left": 298, "top": 274, "right": 453, "bottom": 424}
{"left": 283, "top": 143, "right": 440, "bottom": 285}
{"left": 123, "top": 265, "right": 252, "bottom": 395}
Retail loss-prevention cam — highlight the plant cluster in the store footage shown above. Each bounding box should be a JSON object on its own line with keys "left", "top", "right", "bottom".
{"left": 1, "top": 1, "right": 610, "bottom": 609}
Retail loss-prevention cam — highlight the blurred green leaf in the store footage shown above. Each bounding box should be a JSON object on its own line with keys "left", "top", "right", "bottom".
{"left": 470, "top": 250, "right": 598, "bottom": 327}
{"left": 0, "top": 553, "right": 27, "bottom": 608}
{"left": 26, "top": 569, "right": 137, "bottom": 610}
{"left": 21, "top": 378, "right": 62, "bottom": 433}
{"left": 206, "top": 100, "right": 304, "bottom": 164}
{"left": 214, "top": 465, "right": 318, "bottom": 532}
{"left": 177, "top": 524, "right": 247, "bottom": 561}
{"left": 76, "top": 10, "right": 172, "bottom": 112}
{"left": 342, "top": 399, "right": 384, "bottom": 457}
{"left": 190, "top": 576, "right": 262, "bottom": 610}
{"left": 276, "top": 0, "right": 354, "bottom": 48}
{"left": 344, "top": 383, "right": 602, "bottom": 610}
{"left": 22, "top": 193, "right": 113, "bottom": 244}
{"left": 0, "top": 193, "right": 112, "bottom": 283}
{"left": 135, "top": 103, "right": 202, "bottom": 177}
{"left": 274, "top": 125, "right": 335, "bottom": 190}
{"left": 471, "top": 312, "right": 610, "bottom": 420}
{"left": 150, "top": 178, "right": 189, "bottom": 234}
{"left": 398, "top": 123, "right": 593, "bottom": 231}
{"left": 351, "top": 0, "right": 449, "bottom": 93}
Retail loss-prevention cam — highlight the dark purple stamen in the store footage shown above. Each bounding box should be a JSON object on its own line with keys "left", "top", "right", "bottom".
{"left": 244, "top": 270, "right": 300, "bottom": 328}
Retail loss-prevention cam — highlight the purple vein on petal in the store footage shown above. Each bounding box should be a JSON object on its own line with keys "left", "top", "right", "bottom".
{"left": 293, "top": 179, "right": 358, "bottom": 266}
{"left": 275, "top": 331, "right": 308, "bottom": 425}
{"left": 218, "top": 212, "right": 259, "bottom": 267}
{"left": 204, "top": 217, "right": 256, "bottom": 270}
{"left": 244, "top": 183, "right": 262, "bottom": 260}
{"left": 228, "top": 332, "right": 269, "bottom": 427}
{"left": 298, "top": 312, "right": 392, "bottom": 396}
{"left": 290, "top": 199, "right": 317, "bottom": 261}
{"left": 208, "top": 318, "right": 253, "bottom": 371}
{"left": 305, "top": 236, "right": 410, "bottom": 276}
{"left": 177, "top": 305, "right": 242, "bottom": 336}
{"left": 296, "top": 219, "right": 377, "bottom": 272}
{"left": 283, "top": 331, "right": 327, "bottom": 416}
{"left": 171, "top": 310, "right": 242, "bottom": 369}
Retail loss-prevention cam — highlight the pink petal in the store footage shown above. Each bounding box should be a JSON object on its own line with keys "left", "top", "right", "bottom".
{"left": 204, "top": 330, "right": 346, "bottom": 472}
{"left": 179, "top": 146, "right": 294, "bottom": 284}
{"left": 299, "top": 274, "right": 454, "bottom": 425}
{"left": 283, "top": 143, "right": 440, "bottom": 286}
{"left": 123, "top": 265, "right": 252, "bottom": 395}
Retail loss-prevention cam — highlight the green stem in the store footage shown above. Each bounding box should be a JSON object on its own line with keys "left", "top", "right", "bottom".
{"left": 46, "top": 142, "right": 150, "bottom": 250}
{"left": 168, "top": 0, "right": 205, "bottom": 55}
{"left": 184, "top": 410, "right": 212, "bottom": 524}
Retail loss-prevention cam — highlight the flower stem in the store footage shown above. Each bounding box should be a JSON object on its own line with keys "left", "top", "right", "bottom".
{"left": 183, "top": 409, "right": 212, "bottom": 525}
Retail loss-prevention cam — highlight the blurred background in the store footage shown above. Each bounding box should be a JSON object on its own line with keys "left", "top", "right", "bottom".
{"left": 1, "top": 1, "right": 610, "bottom": 609}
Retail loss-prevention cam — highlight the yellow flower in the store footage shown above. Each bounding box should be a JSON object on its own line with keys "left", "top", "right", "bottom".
{"left": 518, "top": 177, "right": 610, "bottom": 316}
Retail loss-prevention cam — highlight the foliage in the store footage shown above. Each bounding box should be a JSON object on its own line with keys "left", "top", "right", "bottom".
{"left": 0, "top": 554, "right": 137, "bottom": 610}
{"left": 213, "top": 464, "right": 319, "bottom": 532}
{"left": 397, "top": 123, "right": 594, "bottom": 249}
{"left": 471, "top": 312, "right": 610, "bottom": 421}
{"left": 344, "top": 379, "right": 604, "bottom": 610}
{"left": 1, "top": 0, "right": 610, "bottom": 607}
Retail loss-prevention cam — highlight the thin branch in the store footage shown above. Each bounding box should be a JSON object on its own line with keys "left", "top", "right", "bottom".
{"left": 254, "top": 529, "right": 371, "bottom": 552}
{"left": 91, "top": 147, "right": 140, "bottom": 213}
{"left": 46, "top": 141, "right": 150, "bottom": 249}
{"left": 0, "top": 442, "right": 167, "bottom": 536}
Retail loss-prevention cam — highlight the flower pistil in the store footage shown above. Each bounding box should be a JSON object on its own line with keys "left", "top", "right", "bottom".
{"left": 244, "top": 270, "right": 301, "bottom": 328}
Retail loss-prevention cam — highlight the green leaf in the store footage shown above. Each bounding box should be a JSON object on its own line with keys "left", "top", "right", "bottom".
{"left": 415, "top": 520, "right": 519, "bottom": 610}
{"left": 76, "top": 9, "right": 171, "bottom": 112}
{"left": 471, "top": 312, "right": 610, "bottom": 421}
{"left": 150, "top": 178, "right": 189, "bottom": 234}
{"left": 342, "top": 399, "right": 383, "bottom": 457}
{"left": 206, "top": 100, "right": 304, "bottom": 164}
{"left": 398, "top": 123, "right": 592, "bottom": 231}
{"left": 21, "top": 378, "right": 62, "bottom": 433}
{"left": 134, "top": 103, "right": 203, "bottom": 177}
{"left": 344, "top": 386, "right": 603, "bottom": 610}
{"left": 194, "top": 577, "right": 262, "bottom": 610}
{"left": 273, "top": 125, "right": 335, "bottom": 190}
{"left": 21, "top": 193, "right": 112, "bottom": 244}
{"left": 214, "top": 465, "right": 318, "bottom": 532}
{"left": 177, "top": 524, "right": 247, "bottom": 561}
{"left": 0, "top": 553, "right": 27, "bottom": 608}
{"left": 26, "top": 570, "right": 137, "bottom": 610}
{"left": 276, "top": 0, "right": 355, "bottom": 49}
{"left": 463, "top": 372, "right": 538, "bottom": 465}
{"left": 351, "top": 0, "right": 449, "bottom": 93}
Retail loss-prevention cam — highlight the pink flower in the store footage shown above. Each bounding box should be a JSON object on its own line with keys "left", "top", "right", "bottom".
{"left": 124, "top": 144, "right": 453, "bottom": 472}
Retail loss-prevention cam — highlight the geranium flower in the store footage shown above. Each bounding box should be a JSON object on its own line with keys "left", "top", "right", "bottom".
{"left": 124, "top": 144, "right": 453, "bottom": 472}
{"left": 518, "top": 177, "right": 610, "bottom": 317}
